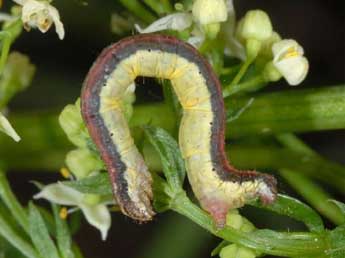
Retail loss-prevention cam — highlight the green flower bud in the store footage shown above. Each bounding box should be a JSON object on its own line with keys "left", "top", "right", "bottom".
{"left": 219, "top": 244, "right": 237, "bottom": 258}
{"left": 226, "top": 210, "right": 243, "bottom": 229}
{"left": 236, "top": 10, "right": 273, "bottom": 42}
{"left": 263, "top": 61, "right": 282, "bottom": 82}
{"left": 59, "top": 99, "right": 89, "bottom": 148}
{"left": 192, "top": 0, "right": 227, "bottom": 25}
{"left": 220, "top": 244, "right": 257, "bottom": 258}
{"left": 0, "top": 52, "right": 35, "bottom": 107}
{"left": 260, "top": 31, "right": 281, "bottom": 58}
{"left": 65, "top": 148, "right": 103, "bottom": 179}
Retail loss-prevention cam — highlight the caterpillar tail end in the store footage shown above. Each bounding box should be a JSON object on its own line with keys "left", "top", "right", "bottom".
{"left": 200, "top": 172, "right": 277, "bottom": 228}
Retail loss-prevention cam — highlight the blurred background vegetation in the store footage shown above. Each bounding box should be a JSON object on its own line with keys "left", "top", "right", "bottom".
{"left": 0, "top": 0, "right": 344, "bottom": 257}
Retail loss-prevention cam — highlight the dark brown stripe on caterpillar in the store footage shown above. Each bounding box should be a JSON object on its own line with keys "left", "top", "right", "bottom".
{"left": 81, "top": 34, "right": 277, "bottom": 225}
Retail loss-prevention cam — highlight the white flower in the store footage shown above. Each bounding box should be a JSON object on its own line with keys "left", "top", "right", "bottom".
{"left": 34, "top": 183, "right": 112, "bottom": 240}
{"left": 135, "top": 12, "right": 192, "bottom": 34}
{"left": 272, "top": 39, "right": 309, "bottom": 86}
{"left": 192, "top": 0, "right": 228, "bottom": 25}
{"left": 0, "top": 112, "right": 20, "bottom": 142}
{"left": 13, "top": 0, "right": 65, "bottom": 39}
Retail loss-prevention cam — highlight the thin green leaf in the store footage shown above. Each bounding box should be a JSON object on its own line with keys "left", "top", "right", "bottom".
{"left": 143, "top": 126, "right": 185, "bottom": 190}
{"left": 28, "top": 202, "right": 60, "bottom": 258}
{"left": 328, "top": 200, "right": 345, "bottom": 217}
{"left": 63, "top": 173, "right": 112, "bottom": 195}
{"left": 0, "top": 211, "right": 39, "bottom": 258}
{"left": 251, "top": 194, "right": 324, "bottom": 232}
{"left": 0, "top": 171, "right": 29, "bottom": 234}
{"left": 52, "top": 205, "right": 74, "bottom": 258}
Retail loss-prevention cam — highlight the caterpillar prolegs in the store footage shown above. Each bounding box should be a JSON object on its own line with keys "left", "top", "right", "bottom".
{"left": 81, "top": 34, "right": 277, "bottom": 226}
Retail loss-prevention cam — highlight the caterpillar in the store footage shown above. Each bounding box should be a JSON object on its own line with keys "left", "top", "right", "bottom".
{"left": 81, "top": 34, "right": 277, "bottom": 226}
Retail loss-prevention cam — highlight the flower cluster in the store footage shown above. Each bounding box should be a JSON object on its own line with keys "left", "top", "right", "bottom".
{"left": 134, "top": 0, "right": 308, "bottom": 87}
{"left": 35, "top": 99, "right": 112, "bottom": 240}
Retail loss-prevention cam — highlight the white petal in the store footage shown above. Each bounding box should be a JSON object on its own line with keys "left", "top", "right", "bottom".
{"left": 272, "top": 39, "right": 303, "bottom": 62}
{"left": 0, "top": 113, "right": 20, "bottom": 142}
{"left": 187, "top": 35, "right": 204, "bottom": 47}
{"left": 274, "top": 56, "right": 309, "bottom": 86}
{"left": 48, "top": 6, "right": 65, "bottom": 39}
{"left": 135, "top": 12, "right": 192, "bottom": 33}
{"left": 80, "top": 204, "right": 111, "bottom": 241}
{"left": 34, "top": 183, "right": 84, "bottom": 205}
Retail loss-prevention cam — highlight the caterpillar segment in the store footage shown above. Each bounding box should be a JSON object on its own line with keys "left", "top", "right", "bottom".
{"left": 81, "top": 34, "right": 277, "bottom": 225}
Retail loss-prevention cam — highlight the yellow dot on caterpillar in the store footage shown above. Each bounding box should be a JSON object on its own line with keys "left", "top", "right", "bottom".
{"left": 59, "top": 207, "right": 68, "bottom": 220}
{"left": 60, "top": 167, "right": 71, "bottom": 179}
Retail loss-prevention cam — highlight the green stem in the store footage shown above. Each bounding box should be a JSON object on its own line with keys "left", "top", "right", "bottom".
{"left": 171, "top": 192, "right": 326, "bottom": 257}
{"left": 223, "top": 57, "right": 256, "bottom": 97}
{"left": 118, "top": 0, "right": 156, "bottom": 24}
{"left": 0, "top": 170, "right": 30, "bottom": 234}
{"left": 0, "top": 32, "right": 12, "bottom": 76}
{"left": 280, "top": 168, "right": 345, "bottom": 225}
{"left": 223, "top": 75, "right": 266, "bottom": 97}
{"left": 225, "top": 85, "right": 345, "bottom": 138}
{"left": 143, "top": 0, "right": 172, "bottom": 15}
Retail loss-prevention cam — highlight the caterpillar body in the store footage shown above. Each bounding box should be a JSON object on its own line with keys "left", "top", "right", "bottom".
{"left": 81, "top": 34, "right": 277, "bottom": 225}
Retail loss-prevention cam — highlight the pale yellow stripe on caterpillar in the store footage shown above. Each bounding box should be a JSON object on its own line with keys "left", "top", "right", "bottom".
{"left": 82, "top": 35, "right": 277, "bottom": 225}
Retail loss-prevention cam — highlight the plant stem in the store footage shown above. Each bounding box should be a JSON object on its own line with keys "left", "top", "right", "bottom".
{"left": 223, "top": 57, "right": 256, "bottom": 97}
{"left": 118, "top": 0, "right": 156, "bottom": 24}
{"left": 223, "top": 75, "right": 266, "bottom": 97}
{"left": 280, "top": 169, "right": 345, "bottom": 225}
{"left": 171, "top": 192, "right": 327, "bottom": 257}
{"left": 226, "top": 85, "right": 345, "bottom": 138}
{"left": 143, "top": 0, "right": 172, "bottom": 15}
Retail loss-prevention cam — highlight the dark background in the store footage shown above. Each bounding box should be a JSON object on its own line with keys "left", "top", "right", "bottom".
{"left": 4, "top": 1, "right": 345, "bottom": 258}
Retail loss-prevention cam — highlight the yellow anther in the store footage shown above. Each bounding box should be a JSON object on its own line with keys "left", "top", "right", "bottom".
{"left": 59, "top": 207, "right": 68, "bottom": 220}
{"left": 60, "top": 167, "right": 71, "bottom": 179}
{"left": 283, "top": 47, "right": 299, "bottom": 59}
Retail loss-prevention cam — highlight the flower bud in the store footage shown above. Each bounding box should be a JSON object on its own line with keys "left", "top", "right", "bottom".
{"left": 263, "top": 61, "right": 282, "bottom": 82}
{"left": 65, "top": 148, "right": 103, "bottom": 179}
{"left": 220, "top": 244, "right": 257, "bottom": 258}
{"left": 192, "top": 0, "right": 227, "bottom": 25}
{"left": 236, "top": 10, "right": 273, "bottom": 42}
{"left": 59, "top": 99, "right": 89, "bottom": 148}
{"left": 260, "top": 31, "right": 281, "bottom": 58}
{"left": 272, "top": 39, "right": 309, "bottom": 85}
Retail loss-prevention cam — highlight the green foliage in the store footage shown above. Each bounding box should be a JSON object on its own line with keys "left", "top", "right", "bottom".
{"left": 0, "top": 1, "right": 344, "bottom": 258}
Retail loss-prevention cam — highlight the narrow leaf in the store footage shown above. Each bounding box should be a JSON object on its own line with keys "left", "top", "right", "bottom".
{"left": 52, "top": 205, "right": 74, "bottom": 258}
{"left": 251, "top": 194, "right": 324, "bottom": 232}
{"left": 0, "top": 211, "right": 39, "bottom": 258}
{"left": 0, "top": 171, "right": 29, "bottom": 234}
{"left": 143, "top": 126, "right": 185, "bottom": 190}
{"left": 63, "top": 173, "right": 112, "bottom": 195}
{"left": 329, "top": 200, "right": 345, "bottom": 217}
{"left": 28, "top": 202, "right": 60, "bottom": 258}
